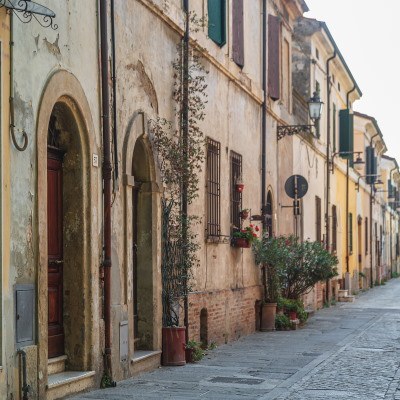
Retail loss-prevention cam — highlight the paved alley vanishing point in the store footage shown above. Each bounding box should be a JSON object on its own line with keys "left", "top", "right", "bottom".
{"left": 72, "top": 279, "right": 400, "bottom": 400}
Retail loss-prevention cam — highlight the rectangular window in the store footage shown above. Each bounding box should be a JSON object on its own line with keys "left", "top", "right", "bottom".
{"left": 268, "top": 14, "right": 280, "bottom": 100}
{"left": 316, "top": 196, "right": 321, "bottom": 242}
{"left": 332, "top": 205, "right": 337, "bottom": 252}
{"left": 206, "top": 138, "right": 221, "bottom": 238}
{"left": 208, "top": 0, "right": 226, "bottom": 47}
{"left": 230, "top": 151, "right": 242, "bottom": 231}
{"left": 349, "top": 213, "right": 353, "bottom": 253}
{"left": 365, "top": 217, "right": 368, "bottom": 255}
{"left": 232, "top": 0, "right": 244, "bottom": 67}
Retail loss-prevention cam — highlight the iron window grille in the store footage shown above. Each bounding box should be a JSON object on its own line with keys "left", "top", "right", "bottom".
{"left": 206, "top": 138, "right": 221, "bottom": 238}
{"left": 230, "top": 151, "right": 242, "bottom": 232}
{"left": 266, "top": 191, "right": 273, "bottom": 238}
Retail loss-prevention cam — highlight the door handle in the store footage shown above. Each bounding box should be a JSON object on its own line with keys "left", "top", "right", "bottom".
{"left": 53, "top": 259, "right": 63, "bottom": 265}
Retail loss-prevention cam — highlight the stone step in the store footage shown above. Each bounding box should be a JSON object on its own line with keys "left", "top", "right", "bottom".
{"left": 338, "top": 295, "right": 355, "bottom": 303}
{"left": 338, "top": 289, "right": 349, "bottom": 298}
{"left": 46, "top": 370, "right": 96, "bottom": 400}
{"left": 48, "top": 355, "right": 67, "bottom": 375}
{"left": 130, "top": 350, "right": 161, "bottom": 376}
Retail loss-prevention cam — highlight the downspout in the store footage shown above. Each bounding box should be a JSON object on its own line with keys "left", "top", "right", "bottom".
{"left": 99, "top": 0, "right": 114, "bottom": 383}
{"left": 325, "top": 51, "right": 336, "bottom": 302}
{"left": 369, "top": 132, "right": 379, "bottom": 288}
{"left": 182, "top": 0, "right": 190, "bottom": 344}
{"left": 389, "top": 166, "right": 396, "bottom": 277}
{"left": 261, "top": 0, "right": 267, "bottom": 228}
{"left": 111, "top": 0, "right": 119, "bottom": 191}
{"left": 17, "top": 349, "right": 29, "bottom": 400}
{"left": 345, "top": 86, "right": 356, "bottom": 279}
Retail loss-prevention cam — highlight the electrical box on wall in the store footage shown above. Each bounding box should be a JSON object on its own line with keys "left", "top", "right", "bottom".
{"left": 15, "top": 284, "right": 35, "bottom": 347}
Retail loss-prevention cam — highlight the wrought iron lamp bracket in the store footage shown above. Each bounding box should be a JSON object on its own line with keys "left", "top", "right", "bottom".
{"left": 1, "top": 0, "right": 58, "bottom": 30}
{"left": 277, "top": 124, "right": 313, "bottom": 140}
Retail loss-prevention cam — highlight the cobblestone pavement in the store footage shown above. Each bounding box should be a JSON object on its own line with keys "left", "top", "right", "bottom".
{"left": 72, "top": 279, "right": 400, "bottom": 400}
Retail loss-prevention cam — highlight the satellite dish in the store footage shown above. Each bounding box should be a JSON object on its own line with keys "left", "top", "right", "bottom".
{"left": 285, "top": 175, "right": 308, "bottom": 199}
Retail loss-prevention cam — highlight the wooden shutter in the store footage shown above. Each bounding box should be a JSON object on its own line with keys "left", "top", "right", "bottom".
{"left": 316, "top": 196, "right": 321, "bottom": 242}
{"left": 268, "top": 14, "right": 280, "bottom": 101}
{"left": 232, "top": 0, "right": 244, "bottom": 67}
{"left": 339, "top": 109, "right": 354, "bottom": 162}
{"left": 366, "top": 146, "right": 376, "bottom": 184}
{"left": 349, "top": 213, "right": 353, "bottom": 253}
{"left": 365, "top": 217, "right": 368, "bottom": 255}
{"left": 208, "top": 0, "right": 226, "bottom": 46}
{"left": 332, "top": 205, "right": 337, "bottom": 252}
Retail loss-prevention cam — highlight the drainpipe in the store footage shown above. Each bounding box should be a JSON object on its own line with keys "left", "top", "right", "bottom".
{"left": 17, "top": 349, "right": 29, "bottom": 400}
{"left": 389, "top": 166, "right": 396, "bottom": 277}
{"left": 344, "top": 86, "right": 356, "bottom": 281}
{"left": 261, "top": 0, "right": 267, "bottom": 229}
{"left": 369, "top": 132, "right": 379, "bottom": 288}
{"left": 325, "top": 51, "right": 336, "bottom": 302}
{"left": 111, "top": 0, "right": 119, "bottom": 191}
{"left": 182, "top": 0, "right": 190, "bottom": 344}
{"left": 99, "top": 0, "right": 114, "bottom": 382}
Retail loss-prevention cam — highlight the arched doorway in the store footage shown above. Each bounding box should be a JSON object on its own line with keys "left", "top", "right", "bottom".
{"left": 46, "top": 103, "right": 87, "bottom": 369}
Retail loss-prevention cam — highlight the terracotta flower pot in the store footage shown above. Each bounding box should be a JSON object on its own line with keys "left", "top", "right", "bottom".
{"left": 240, "top": 210, "right": 249, "bottom": 220}
{"left": 162, "top": 327, "right": 186, "bottom": 366}
{"left": 233, "top": 238, "right": 251, "bottom": 248}
{"left": 288, "top": 311, "right": 297, "bottom": 320}
{"left": 260, "top": 303, "right": 277, "bottom": 331}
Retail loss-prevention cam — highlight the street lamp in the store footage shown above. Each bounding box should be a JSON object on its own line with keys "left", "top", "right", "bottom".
{"left": 329, "top": 151, "right": 364, "bottom": 173}
{"left": 277, "top": 91, "right": 324, "bottom": 140}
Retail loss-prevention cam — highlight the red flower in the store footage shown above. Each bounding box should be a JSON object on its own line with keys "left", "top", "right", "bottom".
{"left": 255, "top": 226, "right": 260, "bottom": 232}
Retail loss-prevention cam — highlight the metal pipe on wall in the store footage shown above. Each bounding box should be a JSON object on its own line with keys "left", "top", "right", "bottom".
{"left": 325, "top": 51, "right": 336, "bottom": 302}
{"left": 99, "top": 0, "right": 114, "bottom": 382}
{"left": 261, "top": 0, "right": 267, "bottom": 229}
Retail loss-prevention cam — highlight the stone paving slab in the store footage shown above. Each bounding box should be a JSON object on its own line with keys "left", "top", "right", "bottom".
{"left": 71, "top": 279, "right": 400, "bottom": 400}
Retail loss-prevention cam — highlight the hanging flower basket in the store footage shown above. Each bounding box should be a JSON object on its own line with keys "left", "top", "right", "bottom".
{"left": 233, "top": 238, "right": 251, "bottom": 248}
{"left": 235, "top": 183, "right": 245, "bottom": 193}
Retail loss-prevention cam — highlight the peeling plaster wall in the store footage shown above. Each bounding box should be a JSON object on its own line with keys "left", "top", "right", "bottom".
{"left": 7, "top": 1, "right": 102, "bottom": 398}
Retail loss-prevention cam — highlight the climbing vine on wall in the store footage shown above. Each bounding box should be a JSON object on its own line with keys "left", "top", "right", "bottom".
{"left": 150, "top": 13, "right": 208, "bottom": 327}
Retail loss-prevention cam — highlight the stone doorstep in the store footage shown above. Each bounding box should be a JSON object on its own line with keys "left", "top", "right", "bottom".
{"left": 130, "top": 350, "right": 162, "bottom": 376}
{"left": 48, "top": 355, "right": 68, "bottom": 375}
{"left": 46, "top": 371, "right": 96, "bottom": 400}
{"left": 338, "top": 289, "right": 349, "bottom": 298}
{"left": 338, "top": 295, "right": 355, "bottom": 303}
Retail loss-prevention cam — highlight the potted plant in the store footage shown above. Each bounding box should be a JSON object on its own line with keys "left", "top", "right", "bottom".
{"left": 252, "top": 235, "right": 287, "bottom": 331}
{"left": 185, "top": 340, "right": 204, "bottom": 363}
{"left": 232, "top": 225, "right": 259, "bottom": 248}
{"left": 235, "top": 177, "right": 244, "bottom": 193}
{"left": 240, "top": 208, "right": 250, "bottom": 220}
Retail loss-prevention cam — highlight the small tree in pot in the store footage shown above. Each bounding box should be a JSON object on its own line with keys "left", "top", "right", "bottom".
{"left": 278, "top": 236, "right": 338, "bottom": 300}
{"left": 252, "top": 235, "right": 287, "bottom": 331}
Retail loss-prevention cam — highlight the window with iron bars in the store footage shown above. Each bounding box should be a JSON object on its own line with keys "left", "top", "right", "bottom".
{"left": 206, "top": 138, "right": 221, "bottom": 238}
{"left": 315, "top": 196, "right": 322, "bottom": 242}
{"left": 230, "top": 151, "right": 242, "bottom": 232}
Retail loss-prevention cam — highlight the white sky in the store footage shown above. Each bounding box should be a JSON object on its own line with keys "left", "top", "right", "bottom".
{"left": 304, "top": 0, "right": 400, "bottom": 161}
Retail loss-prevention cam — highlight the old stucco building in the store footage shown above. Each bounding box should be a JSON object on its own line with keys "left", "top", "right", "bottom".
{"left": 2, "top": 1, "right": 400, "bottom": 400}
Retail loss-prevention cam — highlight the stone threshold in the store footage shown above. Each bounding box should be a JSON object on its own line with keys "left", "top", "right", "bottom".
{"left": 47, "top": 370, "right": 95, "bottom": 389}
{"left": 48, "top": 355, "right": 67, "bottom": 365}
{"left": 131, "top": 350, "right": 162, "bottom": 364}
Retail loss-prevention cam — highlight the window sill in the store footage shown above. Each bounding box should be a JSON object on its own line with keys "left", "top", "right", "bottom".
{"left": 206, "top": 235, "right": 230, "bottom": 245}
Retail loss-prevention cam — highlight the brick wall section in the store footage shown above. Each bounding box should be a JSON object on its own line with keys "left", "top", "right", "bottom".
{"left": 188, "top": 285, "right": 262, "bottom": 346}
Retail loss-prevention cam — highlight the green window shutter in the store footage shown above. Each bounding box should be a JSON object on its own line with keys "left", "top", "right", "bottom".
{"left": 366, "top": 146, "right": 376, "bottom": 184}
{"left": 208, "top": 0, "right": 226, "bottom": 47}
{"left": 349, "top": 213, "right": 353, "bottom": 253}
{"left": 339, "top": 109, "right": 354, "bottom": 164}
{"left": 333, "top": 104, "right": 337, "bottom": 153}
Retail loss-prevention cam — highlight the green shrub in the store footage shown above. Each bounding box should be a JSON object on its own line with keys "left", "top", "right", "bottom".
{"left": 275, "top": 314, "right": 290, "bottom": 330}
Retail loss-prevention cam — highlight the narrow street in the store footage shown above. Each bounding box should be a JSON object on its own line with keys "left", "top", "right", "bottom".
{"left": 72, "top": 279, "right": 400, "bottom": 400}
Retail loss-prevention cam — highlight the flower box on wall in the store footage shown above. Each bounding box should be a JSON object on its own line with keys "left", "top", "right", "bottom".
{"left": 232, "top": 238, "right": 251, "bottom": 248}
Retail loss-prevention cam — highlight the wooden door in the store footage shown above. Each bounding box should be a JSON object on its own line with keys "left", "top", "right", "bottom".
{"left": 132, "top": 186, "right": 139, "bottom": 344}
{"left": 47, "top": 149, "right": 64, "bottom": 358}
